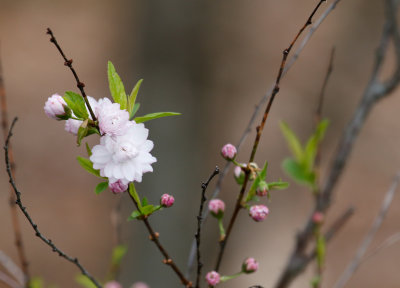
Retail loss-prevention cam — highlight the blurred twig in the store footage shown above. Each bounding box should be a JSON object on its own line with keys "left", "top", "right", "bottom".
{"left": 186, "top": 0, "right": 344, "bottom": 276}
{"left": 361, "top": 231, "right": 400, "bottom": 263}
{"left": 4, "top": 118, "right": 102, "bottom": 288}
{"left": 275, "top": 1, "right": 400, "bottom": 286}
{"left": 0, "top": 270, "right": 21, "bottom": 288}
{"left": 333, "top": 172, "right": 400, "bottom": 288}
{"left": 0, "top": 251, "right": 25, "bottom": 286}
{"left": 0, "top": 48, "right": 30, "bottom": 286}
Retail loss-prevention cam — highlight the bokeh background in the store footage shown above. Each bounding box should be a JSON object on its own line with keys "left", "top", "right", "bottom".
{"left": 0, "top": 0, "right": 399, "bottom": 287}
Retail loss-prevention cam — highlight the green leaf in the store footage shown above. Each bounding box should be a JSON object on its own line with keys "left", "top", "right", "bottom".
{"left": 304, "top": 119, "right": 330, "bottom": 171}
{"left": 130, "top": 103, "right": 140, "bottom": 120}
{"left": 141, "top": 197, "right": 149, "bottom": 207}
{"left": 280, "top": 121, "right": 304, "bottom": 162}
{"left": 111, "top": 245, "right": 128, "bottom": 266}
{"left": 107, "top": 61, "right": 127, "bottom": 110}
{"left": 77, "top": 119, "right": 89, "bottom": 146}
{"left": 316, "top": 234, "right": 326, "bottom": 269}
{"left": 75, "top": 275, "right": 98, "bottom": 288}
{"left": 129, "top": 183, "right": 142, "bottom": 210}
{"left": 282, "top": 158, "right": 315, "bottom": 187}
{"left": 268, "top": 181, "right": 290, "bottom": 190}
{"left": 77, "top": 156, "right": 101, "bottom": 178}
{"left": 63, "top": 91, "right": 89, "bottom": 119}
{"left": 128, "top": 210, "right": 142, "bottom": 221}
{"left": 245, "top": 161, "right": 268, "bottom": 202}
{"left": 134, "top": 112, "right": 181, "bottom": 123}
{"left": 95, "top": 182, "right": 108, "bottom": 195}
{"left": 141, "top": 204, "right": 155, "bottom": 216}
{"left": 85, "top": 143, "right": 92, "bottom": 157}
{"left": 29, "top": 277, "right": 44, "bottom": 288}
{"left": 128, "top": 79, "right": 143, "bottom": 118}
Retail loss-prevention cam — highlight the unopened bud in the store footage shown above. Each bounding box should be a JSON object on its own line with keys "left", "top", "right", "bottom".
{"left": 221, "top": 143, "right": 237, "bottom": 160}
{"left": 242, "top": 257, "right": 259, "bottom": 273}
{"left": 249, "top": 205, "right": 269, "bottom": 222}
{"left": 234, "top": 164, "right": 245, "bottom": 185}
{"left": 109, "top": 180, "right": 128, "bottom": 194}
{"left": 44, "top": 94, "right": 70, "bottom": 120}
{"left": 205, "top": 271, "right": 220, "bottom": 286}
{"left": 256, "top": 181, "right": 269, "bottom": 197}
{"left": 104, "top": 281, "right": 122, "bottom": 288}
{"left": 312, "top": 211, "right": 324, "bottom": 224}
{"left": 160, "top": 194, "right": 175, "bottom": 207}
{"left": 208, "top": 199, "right": 225, "bottom": 218}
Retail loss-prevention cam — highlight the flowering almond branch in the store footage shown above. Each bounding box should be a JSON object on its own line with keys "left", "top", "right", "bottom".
{"left": 4, "top": 118, "right": 102, "bottom": 288}
{"left": 214, "top": 0, "right": 329, "bottom": 272}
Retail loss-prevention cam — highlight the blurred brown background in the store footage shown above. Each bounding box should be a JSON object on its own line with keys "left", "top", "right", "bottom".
{"left": 0, "top": 0, "right": 399, "bottom": 287}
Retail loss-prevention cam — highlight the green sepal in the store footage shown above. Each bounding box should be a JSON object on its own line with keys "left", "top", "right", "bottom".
{"left": 280, "top": 121, "right": 304, "bottom": 162}
{"left": 77, "top": 119, "right": 89, "bottom": 146}
{"left": 128, "top": 79, "right": 143, "bottom": 119}
{"left": 282, "top": 158, "right": 315, "bottom": 187}
{"left": 107, "top": 61, "right": 127, "bottom": 110}
{"left": 128, "top": 210, "right": 142, "bottom": 221}
{"left": 134, "top": 112, "right": 181, "bottom": 123}
{"left": 245, "top": 161, "right": 268, "bottom": 202}
{"left": 141, "top": 197, "right": 149, "bottom": 207}
{"left": 85, "top": 143, "right": 92, "bottom": 157}
{"left": 56, "top": 105, "right": 72, "bottom": 120}
{"left": 63, "top": 91, "right": 89, "bottom": 119}
{"left": 95, "top": 181, "right": 108, "bottom": 195}
{"left": 77, "top": 156, "right": 101, "bottom": 178}
{"left": 130, "top": 103, "right": 140, "bottom": 120}
{"left": 75, "top": 275, "right": 98, "bottom": 288}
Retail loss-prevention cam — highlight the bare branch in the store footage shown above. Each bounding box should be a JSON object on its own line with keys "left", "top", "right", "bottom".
{"left": 4, "top": 118, "right": 102, "bottom": 288}
{"left": 333, "top": 172, "right": 400, "bottom": 288}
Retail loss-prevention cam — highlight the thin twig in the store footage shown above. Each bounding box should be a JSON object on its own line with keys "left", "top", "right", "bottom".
{"left": 333, "top": 172, "right": 400, "bottom": 288}
{"left": 195, "top": 167, "right": 219, "bottom": 288}
{"left": 214, "top": 0, "right": 328, "bottom": 272}
{"left": 275, "top": 0, "right": 400, "bottom": 286}
{"left": 46, "top": 28, "right": 97, "bottom": 121}
{"left": 4, "top": 118, "right": 102, "bottom": 288}
{"left": 361, "top": 231, "right": 400, "bottom": 263}
{"left": 186, "top": 0, "right": 343, "bottom": 275}
{"left": 0, "top": 47, "right": 30, "bottom": 286}
{"left": 0, "top": 270, "right": 21, "bottom": 288}
{"left": 0, "top": 251, "right": 25, "bottom": 286}
{"left": 127, "top": 192, "right": 193, "bottom": 287}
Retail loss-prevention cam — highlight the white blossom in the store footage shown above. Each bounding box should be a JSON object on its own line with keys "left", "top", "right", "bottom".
{"left": 96, "top": 98, "right": 130, "bottom": 136}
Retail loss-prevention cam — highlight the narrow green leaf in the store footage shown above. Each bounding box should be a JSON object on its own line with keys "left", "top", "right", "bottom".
{"left": 129, "top": 183, "right": 142, "bottom": 210}
{"left": 268, "top": 181, "right": 290, "bottom": 190}
{"left": 141, "top": 204, "right": 155, "bottom": 216}
{"left": 63, "top": 91, "right": 89, "bottom": 119}
{"left": 85, "top": 143, "right": 92, "bottom": 157}
{"left": 75, "top": 275, "right": 98, "bottom": 288}
{"left": 77, "top": 156, "right": 101, "bottom": 178}
{"left": 280, "top": 121, "right": 304, "bottom": 162}
{"left": 304, "top": 119, "right": 330, "bottom": 171}
{"left": 134, "top": 112, "right": 181, "bottom": 123}
{"left": 282, "top": 158, "right": 315, "bottom": 187}
{"left": 128, "top": 210, "right": 142, "bottom": 221}
{"left": 141, "top": 197, "right": 149, "bottom": 207}
{"left": 107, "top": 61, "right": 127, "bottom": 110}
{"left": 111, "top": 245, "right": 128, "bottom": 266}
{"left": 128, "top": 79, "right": 143, "bottom": 118}
{"left": 130, "top": 103, "right": 140, "bottom": 119}
{"left": 77, "top": 119, "right": 89, "bottom": 146}
{"left": 95, "top": 182, "right": 108, "bottom": 195}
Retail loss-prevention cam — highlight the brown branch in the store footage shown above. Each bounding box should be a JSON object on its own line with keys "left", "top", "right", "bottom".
{"left": 333, "top": 172, "right": 400, "bottom": 288}
{"left": 186, "top": 0, "right": 344, "bottom": 275}
{"left": 127, "top": 192, "right": 193, "bottom": 287}
{"left": 275, "top": 1, "right": 400, "bottom": 287}
{"left": 214, "top": 0, "right": 328, "bottom": 272}
{"left": 4, "top": 118, "right": 102, "bottom": 288}
{"left": 46, "top": 28, "right": 97, "bottom": 121}
{"left": 195, "top": 167, "right": 219, "bottom": 288}
{"left": 0, "top": 49, "right": 30, "bottom": 286}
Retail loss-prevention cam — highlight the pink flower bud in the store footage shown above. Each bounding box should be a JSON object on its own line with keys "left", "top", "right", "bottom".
{"left": 160, "top": 194, "right": 175, "bottom": 207}
{"left": 249, "top": 205, "right": 269, "bottom": 222}
{"left": 234, "top": 164, "right": 245, "bottom": 185}
{"left": 256, "top": 181, "right": 269, "bottom": 197}
{"left": 205, "top": 271, "right": 220, "bottom": 286}
{"left": 109, "top": 180, "right": 129, "bottom": 194}
{"left": 312, "top": 211, "right": 324, "bottom": 224}
{"left": 242, "top": 257, "right": 259, "bottom": 273}
{"left": 104, "top": 281, "right": 122, "bottom": 288}
{"left": 131, "top": 282, "right": 149, "bottom": 288}
{"left": 208, "top": 199, "right": 225, "bottom": 217}
{"left": 221, "top": 143, "right": 237, "bottom": 160}
{"left": 44, "top": 94, "right": 68, "bottom": 120}
{"left": 64, "top": 118, "right": 82, "bottom": 135}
